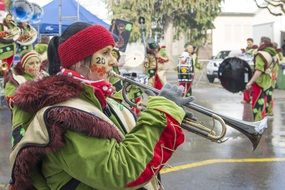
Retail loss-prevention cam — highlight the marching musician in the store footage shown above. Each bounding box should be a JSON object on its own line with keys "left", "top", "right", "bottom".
{"left": 241, "top": 38, "right": 258, "bottom": 104}
{"left": 156, "top": 45, "right": 169, "bottom": 86}
{"left": 266, "top": 42, "right": 283, "bottom": 117}
{"left": 8, "top": 22, "right": 193, "bottom": 190}
{"left": 241, "top": 38, "right": 258, "bottom": 55}
{"left": 0, "top": 13, "right": 18, "bottom": 68}
{"left": 17, "top": 21, "right": 34, "bottom": 55}
{"left": 144, "top": 38, "right": 167, "bottom": 90}
{"left": 4, "top": 50, "right": 48, "bottom": 109}
{"left": 178, "top": 42, "right": 198, "bottom": 97}
{"left": 245, "top": 36, "right": 278, "bottom": 121}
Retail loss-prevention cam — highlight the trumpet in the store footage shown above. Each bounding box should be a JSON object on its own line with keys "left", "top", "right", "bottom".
{"left": 0, "top": 61, "right": 9, "bottom": 76}
{"left": 109, "top": 71, "right": 268, "bottom": 150}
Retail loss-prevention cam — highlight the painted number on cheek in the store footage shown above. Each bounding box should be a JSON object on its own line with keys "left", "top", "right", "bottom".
{"left": 96, "top": 57, "right": 106, "bottom": 64}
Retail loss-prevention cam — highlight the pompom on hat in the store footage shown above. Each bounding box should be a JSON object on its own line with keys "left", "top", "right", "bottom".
{"left": 20, "top": 50, "right": 40, "bottom": 68}
{"left": 58, "top": 25, "right": 115, "bottom": 68}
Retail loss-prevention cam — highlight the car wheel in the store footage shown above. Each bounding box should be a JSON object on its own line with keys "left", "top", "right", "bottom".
{"left": 207, "top": 75, "right": 215, "bottom": 83}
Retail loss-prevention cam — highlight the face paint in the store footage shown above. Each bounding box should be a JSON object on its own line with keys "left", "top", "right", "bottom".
{"left": 24, "top": 57, "right": 41, "bottom": 77}
{"left": 27, "top": 67, "right": 36, "bottom": 74}
{"left": 90, "top": 64, "right": 107, "bottom": 77}
{"left": 87, "top": 45, "right": 117, "bottom": 81}
{"left": 95, "top": 57, "right": 106, "bottom": 64}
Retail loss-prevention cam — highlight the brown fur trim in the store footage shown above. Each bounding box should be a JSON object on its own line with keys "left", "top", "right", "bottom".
{"left": 46, "top": 106, "right": 123, "bottom": 142}
{"left": 9, "top": 106, "right": 123, "bottom": 189}
{"left": 13, "top": 75, "right": 83, "bottom": 113}
{"left": 9, "top": 125, "right": 65, "bottom": 190}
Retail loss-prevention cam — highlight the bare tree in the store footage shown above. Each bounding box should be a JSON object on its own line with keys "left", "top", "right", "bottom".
{"left": 254, "top": 0, "right": 285, "bottom": 16}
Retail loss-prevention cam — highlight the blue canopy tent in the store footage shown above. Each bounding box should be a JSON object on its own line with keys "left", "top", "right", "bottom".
{"left": 37, "top": 0, "right": 110, "bottom": 35}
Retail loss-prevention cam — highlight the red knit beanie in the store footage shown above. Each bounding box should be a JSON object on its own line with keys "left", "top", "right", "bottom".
{"left": 58, "top": 25, "right": 115, "bottom": 68}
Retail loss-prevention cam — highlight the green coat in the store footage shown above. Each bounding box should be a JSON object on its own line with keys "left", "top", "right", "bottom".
{"left": 9, "top": 76, "right": 186, "bottom": 190}
{"left": 4, "top": 72, "right": 34, "bottom": 97}
{"left": 4, "top": 73, "right": 35, "bottom": 138}
{"left": 254, "top": 47, "right": 277, "bottom": 90}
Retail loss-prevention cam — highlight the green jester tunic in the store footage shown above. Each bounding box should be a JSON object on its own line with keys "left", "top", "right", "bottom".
{"left": 9, "top": 75, "right": 186, "bottom": 190}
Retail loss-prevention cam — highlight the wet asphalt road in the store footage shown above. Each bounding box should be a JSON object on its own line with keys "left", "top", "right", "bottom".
{"left": 161, "top": 71, "right": 285, "bottom": 190}
{"left": 0, "top": 71, "right": 285, "bottom": 190}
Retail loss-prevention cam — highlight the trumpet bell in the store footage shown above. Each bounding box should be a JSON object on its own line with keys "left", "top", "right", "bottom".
{"left": 11, "top": 0, "right": 34, "bottom": 22}
{"left": 30, "top": 3, "right": 44, "bottom": 24}
{"left": 0, "top": 61, "right": 10, "bottom": 76}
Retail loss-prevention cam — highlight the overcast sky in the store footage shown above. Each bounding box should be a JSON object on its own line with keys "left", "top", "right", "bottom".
{"left": 221, "top": 0, "right": 257, "bottom": 13}
{"left": 28, "top": 0, "right": 258, "bottom": 24}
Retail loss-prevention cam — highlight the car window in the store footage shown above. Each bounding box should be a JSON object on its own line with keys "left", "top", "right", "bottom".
{"left": 215, "top": 51, "right": 230, "bottom": 59}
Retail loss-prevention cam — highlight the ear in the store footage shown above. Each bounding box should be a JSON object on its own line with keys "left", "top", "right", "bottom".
{"left": 74, "top": 62, "right": 82, "bottom": 69}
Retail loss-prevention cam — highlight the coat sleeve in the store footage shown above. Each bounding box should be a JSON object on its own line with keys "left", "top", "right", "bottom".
{"left": 255, "top": 55, "right": 266, "bottom": 72}
{"left": 4, "top": 81, "right": 17, "bottom": 97}
{"left": 43, "top": 96, "right": 185, "bottom": 190}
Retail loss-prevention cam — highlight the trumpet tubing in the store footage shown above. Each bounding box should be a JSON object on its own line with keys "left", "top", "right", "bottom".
{"left": 109, "top": 71, "right": 268, "bottom": 150}
{"left": 182, "top": 113, "right": 227, "bottom": 142}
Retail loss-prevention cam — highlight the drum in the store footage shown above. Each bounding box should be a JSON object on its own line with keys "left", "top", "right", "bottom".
{"left": 218, "top": 57, "right": 252, "bottom": 93}
{"left": 177, "top": 58, "right": 194, "bottom": 82}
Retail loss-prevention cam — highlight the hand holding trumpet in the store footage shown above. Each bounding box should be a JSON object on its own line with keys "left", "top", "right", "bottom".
{"left": 158, "top": 83, "right": 194, "bottom": 107}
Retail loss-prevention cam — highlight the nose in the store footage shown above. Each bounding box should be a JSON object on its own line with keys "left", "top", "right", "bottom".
{"left": 109, "top": 56, "right": 118, "bottom": 67}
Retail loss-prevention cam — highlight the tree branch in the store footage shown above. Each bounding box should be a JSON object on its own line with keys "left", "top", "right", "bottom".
{"left": 254, "top": 0, "right": 283, "bottom": 16}
{"left": 264, "top": 0, "right": 285, "bottom": 13}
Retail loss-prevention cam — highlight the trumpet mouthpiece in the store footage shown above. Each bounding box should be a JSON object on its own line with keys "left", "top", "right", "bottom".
{"left": 108, "top": 70, "right": 124, "bottom": 80}
{"left": 108, "top": 70, "right": 116, "bottom": 76}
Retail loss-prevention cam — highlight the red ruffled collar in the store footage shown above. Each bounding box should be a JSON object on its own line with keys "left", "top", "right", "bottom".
{"left": 59, "top": 68, "right": 114, "bottom": 108}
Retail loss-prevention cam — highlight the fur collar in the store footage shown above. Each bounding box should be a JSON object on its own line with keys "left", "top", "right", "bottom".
{"left": 9, "top": 75, "right": 124, "bottom": 190}
{"left": 13, "top": 75, "right": 84, "bottom": 113}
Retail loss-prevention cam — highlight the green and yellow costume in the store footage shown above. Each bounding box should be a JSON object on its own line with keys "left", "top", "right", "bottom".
{"left": 9, "top": 75, "right": 186, "bottom": 190}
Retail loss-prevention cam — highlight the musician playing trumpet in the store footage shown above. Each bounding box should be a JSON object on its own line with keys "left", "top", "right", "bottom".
{"left": 8, "top": 22, "right": 193, "bottom": 190}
